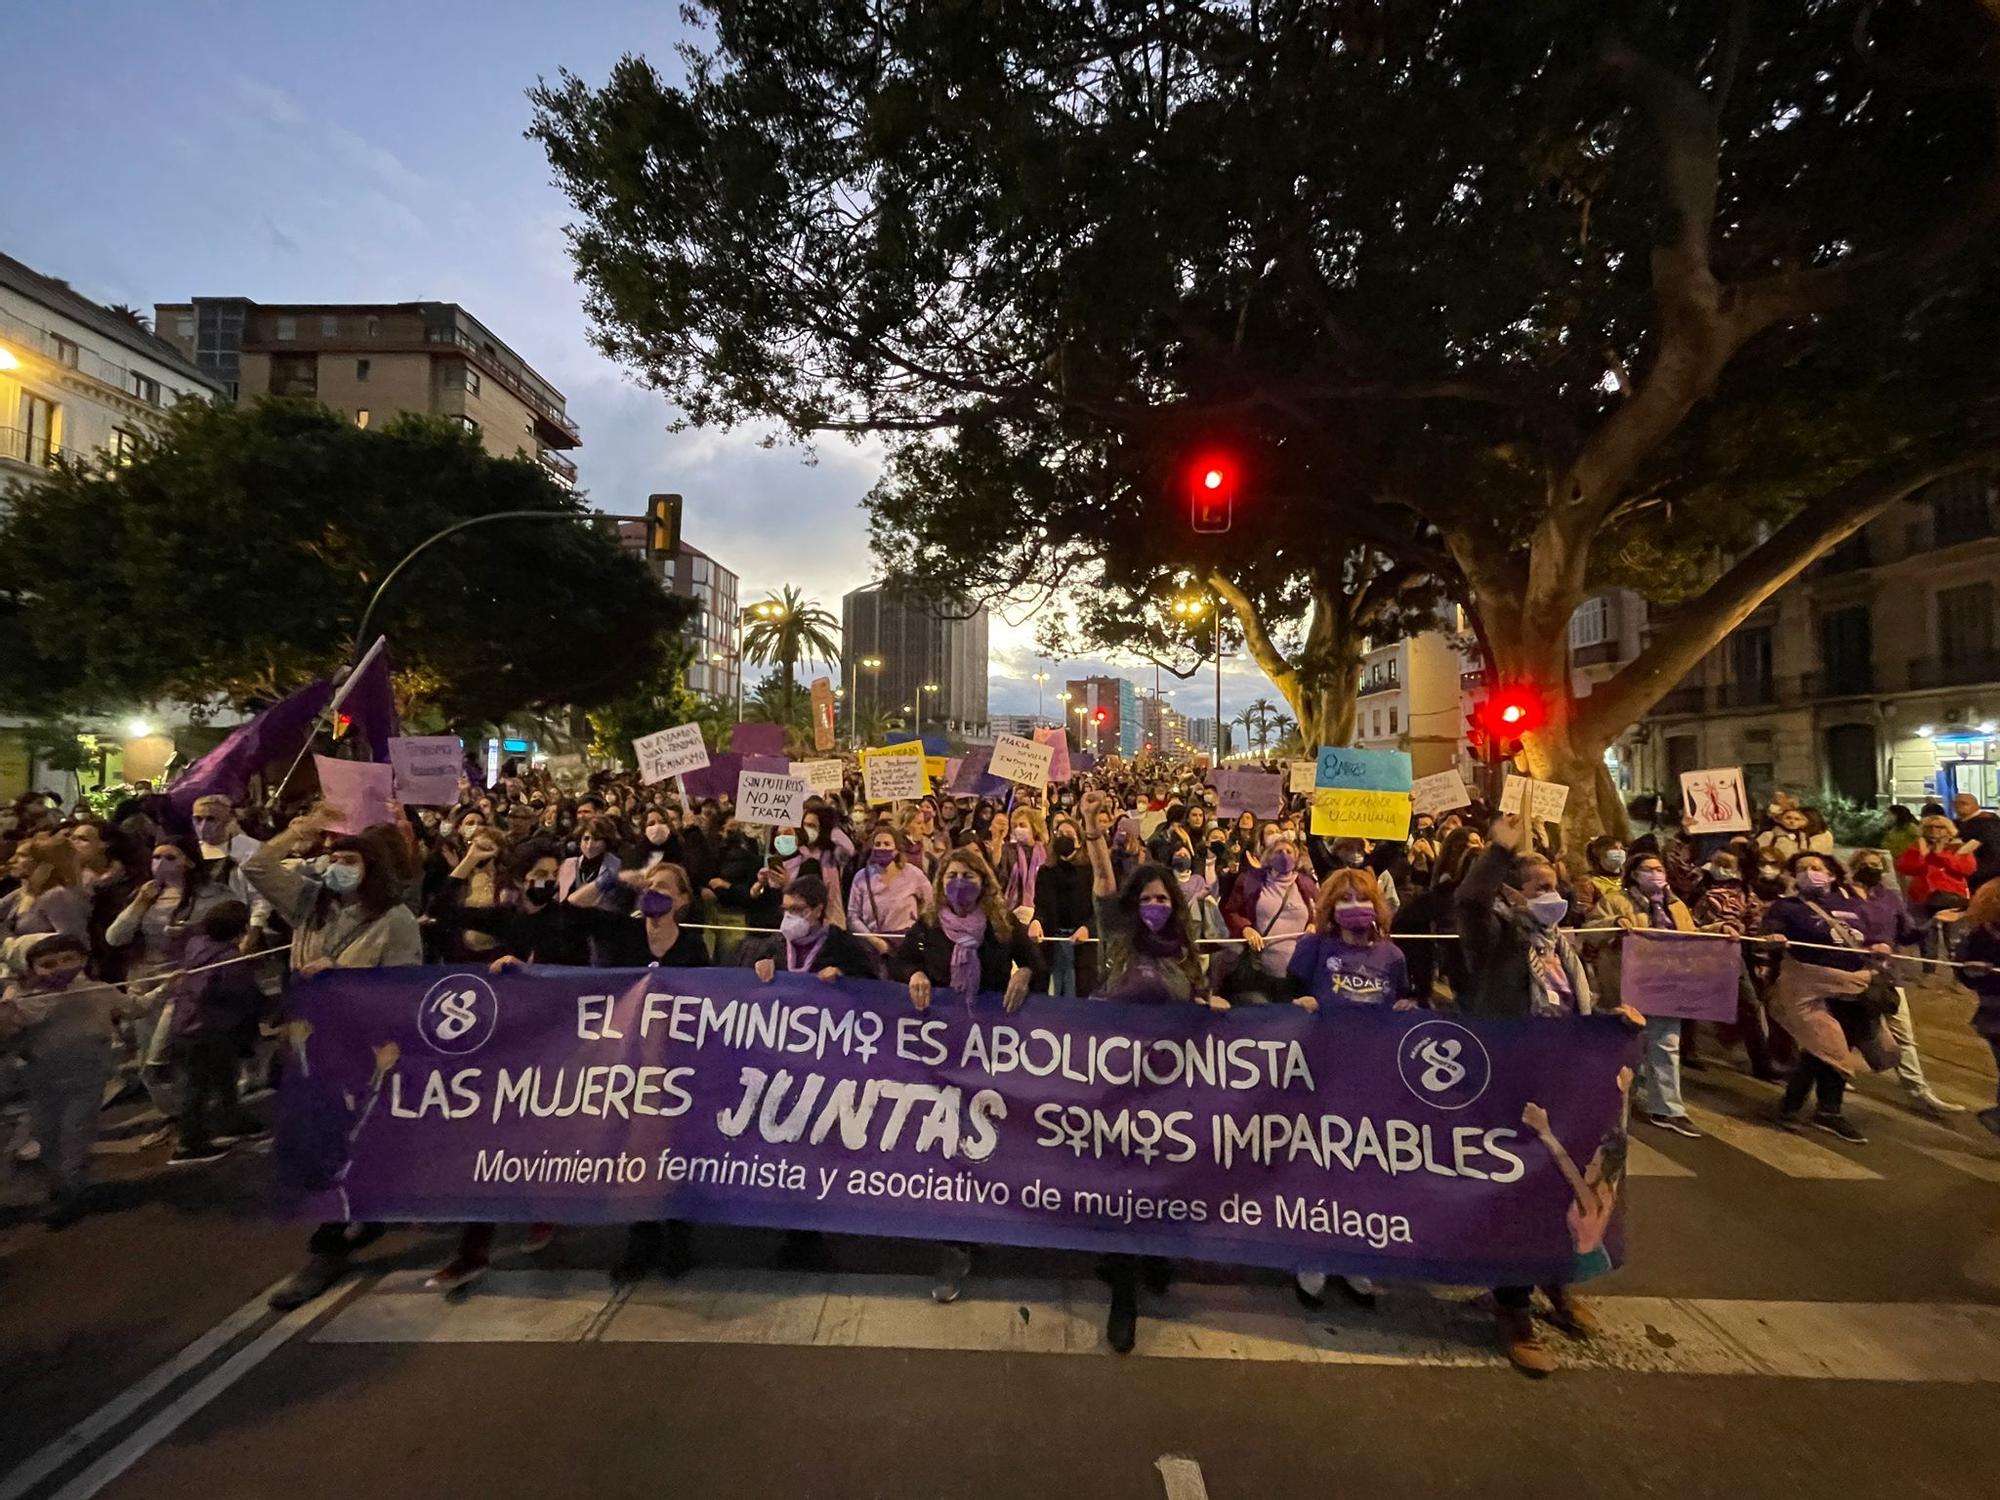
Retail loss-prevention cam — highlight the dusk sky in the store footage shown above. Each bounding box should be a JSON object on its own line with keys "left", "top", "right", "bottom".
{"left": 6, "top": 0, "right": 1283, "bottom": 724}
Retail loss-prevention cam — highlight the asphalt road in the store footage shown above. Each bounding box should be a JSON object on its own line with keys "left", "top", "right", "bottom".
{"left": 3, "top": 982, "right": 1997, "bottom": 1500}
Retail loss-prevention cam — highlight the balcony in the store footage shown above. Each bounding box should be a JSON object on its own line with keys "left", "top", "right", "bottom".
{"left": 1653, "top": 686, "right": 1705, "bottom": 717}
{"left": 0, "top": 308, "right": 193, "bottom": 408}
{"left": 538, "top": 448, "right": 577, "bottom": 487}
{"left": 424, "top": 328, "right": 580, "bottom": 445}
{"left": 1802, "top": 667, "right": 1876, "bottom": 699}
{"left": 1714, "top": 678, "right": 1780, "bottom": 709}
{"left": 0, "top": 425, "right": 57, "bottom": 470}
{"left": 1907, "top": 653, "right": 2000, "bottom": 690}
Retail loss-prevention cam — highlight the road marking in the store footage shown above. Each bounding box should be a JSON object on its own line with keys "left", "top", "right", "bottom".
{"left": 0, "top": 1280, "right": 285, "bottom": 1500}
{"left": 39, "top": 1279, "right": 364, "bottom": 1500}
{"left": 1907, "top": 1142, "right": 2000, "bottom": 1183}
{"left": 1682, "top": 1105, "right": 1883, "bottom": 1180}
{"left": 313, "top": 1270, "right": 2000, "bottom": 1380}
{"left": 1624, "top": 1139, "right": 1695, "bottom": 1178}
{"left": 1156, "top": 1456, "right": 1211, "bottom": 1500}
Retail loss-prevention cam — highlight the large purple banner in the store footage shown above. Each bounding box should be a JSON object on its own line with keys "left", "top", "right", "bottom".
{"left": 276, "top": 968, "right": 1637, "bottom": 1286}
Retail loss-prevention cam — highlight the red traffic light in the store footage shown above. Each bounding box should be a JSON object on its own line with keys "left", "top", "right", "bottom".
{"left": 1094, "top": 709, "right": 1107, "bottom": 723}
{"left": 1188, "top": 454, "right": 1236, "bottom": 533}
{"left": 1469, "top": 684, "right": 1545, "bottom": 759}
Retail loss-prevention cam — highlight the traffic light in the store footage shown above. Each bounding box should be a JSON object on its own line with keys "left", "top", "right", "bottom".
{"left": 1469, "top": 684, "right": 1545, "bottom": 762}
{"left": 645, "top": 492, "right": 682, "bottom": 560}
{"left": 1188, "top": 454, "right": 1236, "bottom": 534}
{"left": 332, "top": 711, "right": 354, "bottom": 741}
{"left": 1094, "top": 709, "right": 1107, "bottom": 724}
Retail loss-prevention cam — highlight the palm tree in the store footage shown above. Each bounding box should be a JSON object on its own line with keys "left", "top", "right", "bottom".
{"left": 1244, "top": 696, "right": 1281, "bottom": 755}
{"left": 740, "top": 585, "right": 840, "bottom": 727}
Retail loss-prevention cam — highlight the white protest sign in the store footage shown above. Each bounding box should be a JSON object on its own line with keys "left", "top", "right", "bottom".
{"left": 1288, "top": 759, "right": 1318, "bottom": 794}
{"left": 863, "top": 750, "right": 925, "bottom": 804}
{"left": 1500, "top": 773, "right": 1570, "bottom": 825}
{"left": 735, "top": 769, "right": 809, "bottom": 827}
{"left": 989, "top": 732, "right": 1055, "bottom": 787}
{"left": 386, "top": 736, "right": 462, "bottom": 806}
{"left": 633, "top": 723, "right": 709, "bottom": 785}
{"left": 790, "top": 759, "right": 844, "bottom": 797}
{"left": 1409, "top": 768, "right": 1473, "bottom": 818}
{"left": 1680, "top": 766, "right": 1752, "bottom": 834}
{"left": 1498, "top": 774, "right": 1527, "bottom": 815}
{"left": 313, "top": 756, "right": 396, "bottom": 834}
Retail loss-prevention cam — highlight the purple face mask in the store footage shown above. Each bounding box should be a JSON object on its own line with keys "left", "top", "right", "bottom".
{"left": 638, "top": 889, "right": 675, "bottom": 919}
{"left": 1333, "top": 902, "right": 1376, "bottom": 932}
{"left": 1265, "top": 849, "right": 1294, "bottom": 878}
{"left": 1138, "top": 901, "right": 1174, "bottom": 932}
{"left": 944, "top": 876, "right": 982, "bottom": 913}
{"left": 1795, "top": 869, "right": 1830, "bottom": 895}
{"left": 1635, "top": 869, "right": 1668, "bottom": 895}
{"left": 870, "top": 847, "right": 896, "bottom": 869}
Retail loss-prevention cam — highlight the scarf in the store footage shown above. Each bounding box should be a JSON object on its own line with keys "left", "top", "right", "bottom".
{"left": 938, "top": 905, "right": 988, "bottom": 999}
{"left": 786, "top": 925, "right": 830, "bottom": 973}
{"left": 1004, "top": 842, "right": 1046, "bottom": 909}
{"left": 1523, "top": 921, "right": 1594, "bottom": 1017}
{"left": 1179, "top": 872, "right": 1209, "bottom": 903}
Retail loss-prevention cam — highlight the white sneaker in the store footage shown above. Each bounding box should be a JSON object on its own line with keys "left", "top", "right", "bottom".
{"left": 1917, "top": 1091, "right": 1968, "bottom": 1116}
{"left": 1295, "top": 1271, "right": 1328, "bottom": 1298}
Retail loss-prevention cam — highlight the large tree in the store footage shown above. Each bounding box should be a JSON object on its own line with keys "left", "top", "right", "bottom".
{"left": 0, "top": 400, "right": 687, "bottom": 726}
{"left": 532, "top": 0, "right": 2000, "bottom": 837}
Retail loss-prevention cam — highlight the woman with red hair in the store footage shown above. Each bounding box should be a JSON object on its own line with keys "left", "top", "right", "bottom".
{"left": 1283, "top": 866, "right": 1414, "bottom": 1012}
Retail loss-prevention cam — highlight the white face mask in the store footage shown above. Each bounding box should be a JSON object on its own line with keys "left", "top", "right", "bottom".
{"left": 779, "top": 911, "right": 818, "bottom": 943}
{"left": 1528, "top": 892, "right": 1569, "bottom": 927}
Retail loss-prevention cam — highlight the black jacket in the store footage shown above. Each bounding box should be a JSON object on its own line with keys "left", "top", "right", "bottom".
{"left": 889, "top": 918, "right": 1045, "bottom": 995}
{"left": 737, "top": 924, "right": 880, "bottom": 979}
{"left": 441, "top": 879, "right": 584, "bottom": 966}
{"left": 1452, "top": 845, "right": 1539, "bottom": 1019}
{"left": 565, "top": 905, "right": 712, "bottom": 968}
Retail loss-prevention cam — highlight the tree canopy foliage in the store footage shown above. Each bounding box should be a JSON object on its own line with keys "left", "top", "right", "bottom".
{"left": 533, "top": 0, "right": 2000, "bottom": 828}
{"left": 0, "top": 400, "right": 687, "bottom": 727}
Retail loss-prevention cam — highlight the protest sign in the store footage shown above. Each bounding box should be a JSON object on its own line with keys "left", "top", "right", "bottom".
{"left": 387, "top": 736, "right": 462, "bottom": 806}
{"left": 923, "top": 756, "right": 947, "bottom": 789}
{"left": 791, "top": 759, "right": 844, "bottom": 797}
{"left": 1499, "top": 774, "right": 1571, "bottom": 826}
{"left": 735, "top": 769, "right": 809, "bottom": 827}
{"left": 277, "top": 967, "right": 1636, "bottom": 1286}
{"left": 810, "top": 678, "right": 836, "bottom": 752}
{"left": 313, "top": 756, "right": 396, "bottom": 834}
{"left": 730, "top": 722, "right": 787, "bottom": 758}
{"left": 1289, "top": 760, "right": 1318, "bottom": 794}
{"left": 1310, "top": 747, "right": 1414, "bottom": 839}
{"left": 1209, "top": 767, "right": 1285, "bottom": 819}
{"left": 1035, "top": 727, "right": 1072, "bottom": 784}
{"left": 1619, "top": 931, "right": 1741, "bottom": 1022}
{"left": 679, "top": 753, "right": 740, "bottom": 803}
{"left": 633, "top": 724, "right": 709, "bottom": 785}
{"left": 990, "top": 733, "right": 1055, "bottom": 786}
{"left": 863, "top": 743, "right": 926, "bottom": 803}
{"left": 1680, "top": 767, "right": 1752, "bottom": 835}
{"left": 1409, "top": 769, "right": 1472, "bottom": 818}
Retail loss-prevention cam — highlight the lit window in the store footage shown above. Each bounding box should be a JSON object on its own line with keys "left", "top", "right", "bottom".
{"left": 275, "top": 315, "right": 296, "bottom": 340}
{"left": 321, "top": 315, "right": 338, "bottom": 337}
{"left": 356, "top": 359, "right": 370, "bottom": 381}
{"left": 108, "top": 428, "right": 138, "bottom": 464}
{"left": 355, "top": 409, "right": 370, "bottom": 429}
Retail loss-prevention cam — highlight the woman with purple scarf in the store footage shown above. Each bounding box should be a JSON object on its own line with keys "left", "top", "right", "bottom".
{"left": 739, "top": 875, "right": 879, "bottom": 983}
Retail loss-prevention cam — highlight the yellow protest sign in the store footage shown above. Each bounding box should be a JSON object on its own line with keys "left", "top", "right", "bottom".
{"left": 860, "top": 741, "right": 926, "bottom": 804}
{"left": 1310, "top": 787, "right": 1412, "bottom": 840}
{"left": 924, "top": 755, "right": 948, "bottom": 788}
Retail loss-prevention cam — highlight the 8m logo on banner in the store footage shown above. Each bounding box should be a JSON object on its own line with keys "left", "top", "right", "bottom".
{"left": 1396, "top": 1020, "right": 1490, "bottom": 1111}
{"left": 418, "top": 975, "right": 500, "bottom": 1056}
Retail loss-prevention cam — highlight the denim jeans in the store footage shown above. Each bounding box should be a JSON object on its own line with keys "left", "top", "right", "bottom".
{"left": 1640, "top": 1014, "right": 1686, "bottom": 1118}
{"left": 1050, "top": 942, "right": 1078, "bottom": 998}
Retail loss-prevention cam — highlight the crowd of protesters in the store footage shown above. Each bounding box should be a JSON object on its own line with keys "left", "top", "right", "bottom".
{"left": 4, "top": 754, "right": 1999, "bottom": 1375}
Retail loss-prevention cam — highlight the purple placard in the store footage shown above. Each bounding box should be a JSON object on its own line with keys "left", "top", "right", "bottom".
{"left": 679, "top": 752, "right": 741, "bottom": 802}
{"left": 276, "top": 968, "right": 1637, "bottom": 1287}
{"left": 1207, "top": 767, "right": 1285, "bottom": 819}
{"left": 731, "top": 723, "right": 787, "bottom": 757}
{"left": 1619, "top": 930, "right": 1741, "bottom": 1021}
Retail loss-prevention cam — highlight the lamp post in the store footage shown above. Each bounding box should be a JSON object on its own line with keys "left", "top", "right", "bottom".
{"left": 736, "top": 599, "right": 783, "bottom": 721}
{"left": 848, "top": 656, "right": 882, "bottom": 747}
{"left": 1173, "top": 593, "right": 1224, "bottom": 761}
{"left": 1031, "top": 671, "right": 1050, "bottom": 727}
{"left": 915, "top": 681, "right": 939, "bottom": 736}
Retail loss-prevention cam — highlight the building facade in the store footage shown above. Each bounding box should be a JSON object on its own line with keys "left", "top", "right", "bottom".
{"left": 154, "top": 298, "right": 580, "bottom": 489}
{"left": 2, "top": 252, "right": 229, "bottom": 799}
{"left": 1352, "top": 609, "right": 1481, "bottom": 778}
{"left": 1623, "top": 471, "right": 2000, "bottom": 812}
{"left": 1137, "top": 692, "right": 1190, "bottom": 756}
{"left": 841, "top": 584, "right": 989, "bottom": 735}
{"left": 1186, "top": 716, "right": 1223, "bottom": 758}
{"left": 613, "top": 521, "right": 741, "bottom": 703}
{"left": 1064, "top": 675, "right": 1140, "bottom": 757}
{"left": 3, "top": 253, "right": 222, "bottom": 488}
{"left": 989, "top": 713, "right": 1041, "bottom": 740}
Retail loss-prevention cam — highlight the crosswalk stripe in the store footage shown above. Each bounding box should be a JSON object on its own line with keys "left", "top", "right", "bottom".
{"left": 1681, "top": 1105, "right": 1883, "bottom": 1180}
{"left": 1906, "top": 1142, "right": 2000, "bottom": 1183}
{"left": 1624, "top": 1139, "right": 1695, "bottom": 1178}
{"left": 312, "top": 1270, "right": 2000, "bottom": 1381}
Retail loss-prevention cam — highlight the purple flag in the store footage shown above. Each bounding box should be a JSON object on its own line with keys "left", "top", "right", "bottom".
{"left": 276, "top": 968, "right": 1638, "bottom": 1288}
{"left": 1620, "top": 931, "right": 1741, "bottom": 1021}
{"left": 730, "top": 723, "right": 787, "bottom": 757}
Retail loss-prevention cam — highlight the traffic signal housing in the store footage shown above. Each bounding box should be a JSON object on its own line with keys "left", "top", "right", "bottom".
{"left": 1469, "top": 684, "right": 1545, "bottom": 762}
{"left": 1188, "top": 455, "right": 1237, "bottom": 534}
{"left": 645, "top": 492, "right": 682, "bottom": 560}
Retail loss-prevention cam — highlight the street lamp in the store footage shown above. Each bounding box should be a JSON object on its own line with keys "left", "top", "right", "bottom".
{"left": 736, "top": 599, "right": 783, "bottom": 720}
{"left": 849, "top": 655, "right": 883, "bottom": 747}
{"left": 1174, "top": 593, "right": 1222, "bottom": 760}
{"left": 913, "top": 681, "right": 939, "bottom": 735}
{"left": 1031, "top": 671, "right": 1051, "bottom": 726}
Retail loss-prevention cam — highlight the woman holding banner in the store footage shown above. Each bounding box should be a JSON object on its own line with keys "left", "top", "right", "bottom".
{"left": 848, "top": 826, "right": 934, "bottom": 955}
{"left": 1219, "top": 825, "right": 1317, "bottom": 1006}
{"left": 1455, "top": 814, "right": 1630, "bottom": 1376}
{"left": 1598, "top": 854, "right": 1702, "bottom": 1140}
{"left": 1080, "top": 789, "right": 1211, "bottom": 1353}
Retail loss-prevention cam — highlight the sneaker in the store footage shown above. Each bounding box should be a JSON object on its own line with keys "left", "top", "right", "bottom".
{"left": 1498, "top": 1306, "right": 1555, "bottom": 1376}
{"left": 931, "top": 1244, "right": 973, "bottom": 1304}
{"left": 522, "top": 1222, "right": 557, "bottom": 1255}
{"left": 214, "top": 1123, "right": 271, "bottom": 1145}
{"left": 1294, "top": 1272, "right": 1327, "bottom": 1310}
{"left": 1914, "top": 1091, "right": 1968, "bottom": 1117}
{"left": 1646, "top": 1113, "right": 1703, "bottom": 1139}
{"left": 269, "top": 1254, "right": 347, "bottom": 1310}
{"left": 423, "top": 1255, "right": 489, "bottom": 1294}
{"left": 1335, "top": 1275, "right": 1379, "bottom": 1309}
{"left": 13, "top": 1139, "right": 41, "bottom": 1165}
{"left": 167, "top": 1144, "right": 230, "bottom": 1166}
{"left": 1540, "top": 1286, "right": 1602, "bottom": 1340}
{"left": 1978, "top": 1107, "right": 2000, "bottom": 1140}
{"left": 1769, "top": 1105, "right": 1806, "bottom": 1132}
{"left": 1812, "top": 1113, "right": 1868, "bottom": 1144}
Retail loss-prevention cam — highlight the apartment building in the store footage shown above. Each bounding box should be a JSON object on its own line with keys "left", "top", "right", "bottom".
{"left": 843, "top": 584, "right": 990, "bottom": 735}
{"left": 153, "top": 298, "right": 580, "bottom": 489}
{"left": 613, "top": 521, "right": 742, "bottom": 703}
{"left": 1623, "top": 471, "right": 2000, "bottom": 811}
{"left": 1064, "top": 675, "right": 1140, "bottom": 757}
{"left": 2, "top": 251, "right": 222, "bottom": 487}
{"left": 1354, "top": 609, "right": 1483, "bottom": 778}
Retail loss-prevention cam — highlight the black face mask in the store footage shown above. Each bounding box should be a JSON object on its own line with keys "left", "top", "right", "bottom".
{"left": 1052, "top": 835, "right": 1077, "bottom": 860}
{"left": 524, "top": 878, "right": 558, "bottom": 905}
{"left": 1854, "top": 866, "right": 1884, "bottom": 887}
